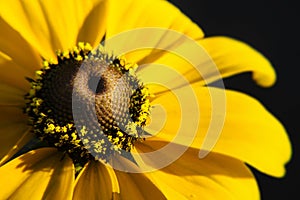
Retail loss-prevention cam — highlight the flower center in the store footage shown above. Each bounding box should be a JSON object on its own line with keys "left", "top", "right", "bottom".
{"left": 24, "top": 42, "right": 151, "bottom": 167}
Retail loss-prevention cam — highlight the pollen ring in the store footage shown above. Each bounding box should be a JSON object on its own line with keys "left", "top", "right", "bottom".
{"left": 24, "top": 42, "right": 151, "bottom": 167}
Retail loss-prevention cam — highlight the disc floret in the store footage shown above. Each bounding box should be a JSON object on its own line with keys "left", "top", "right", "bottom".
{"left": 24, "top": 42, "right": 151, "bottom": 166}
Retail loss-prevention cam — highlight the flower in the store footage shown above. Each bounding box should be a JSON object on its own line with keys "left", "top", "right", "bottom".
{"left": 0, "top": 0, "right": 291, "bottom": 199}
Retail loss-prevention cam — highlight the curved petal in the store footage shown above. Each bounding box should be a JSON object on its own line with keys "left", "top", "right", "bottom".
{"left": 197, "top": 36, "right": 276, "bottom": 87}
{"left": 146, "top": 86, "right": 291, "bottom": 177}
{"left": 0, "top": 0, "right": 107, "bottom": 60}
{"left": 0, "top": 106, "right": 29, "bottom": 161}
{"left": 135, "top": 142, "right": 259, "bottom": 200}
{"left": 0, "top": 148, "right": 74, "bottom": 200}
{"left": 136, "top": 36, "right": 276, "bottom": 97}
{"left": 106, "top": 0, "right": 204, "bottom": 39}
{"left": 73, "top": 160, "right": 120, "bottom": 200}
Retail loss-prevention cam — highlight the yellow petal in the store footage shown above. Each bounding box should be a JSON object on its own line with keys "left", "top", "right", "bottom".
{"left": 136, "top": 142, "right": 259, "bottom": 200}
{"left": 144, "top": 83, "right": 200, "bottom": 148}
{"left": 0, "top": 128, "right": 32, "bottom": 166}
{"left": 113, "top": 159, "right": 166, "bottom": 200}
{"left": 135, "top": 35, "right": 276, "bottom": 97}
{"left": 104, "top": 0, "right": 204, "bottom": 76}
{"left": 114, "top": 43, "right": 200, "bottom": 98}
{"left": 0, "top": 148, "right": 74, "bottom": 200}
{"left": 0, "top": 106, "right": 28, "bottom": 161}
{"left": 0, "top": 52, "right": 33, "bottom": 91}
{"left": 0, "top": 0, "right": 107, "bottom": 60}
{"left": 73, "top": 160, "right": 120, "bottom": 200}
{"left": 124, "top": 32, "right": 213, "bottom": 94}
{"left": 0, "top": 106, "right": 27, "bottom": 125}
{"left": 198, "top": 36, "right": 276, "bottom": 87}
{"left": 104, "top": 27, "right": 196, "bottom": 70}
{"left": 0, "top": 18, "right": 41, "bottom": 74}
{"left": 76, "top": 0, "right": 108, "bottom": 48}
{"left": 0, "top": 83, "right": 26, "bottom": 106}
{"left": 106, "top": 0, "right": 204, "bottom": 39}
{"left": 147, "top": 86, "right": 291, "bottom": 177}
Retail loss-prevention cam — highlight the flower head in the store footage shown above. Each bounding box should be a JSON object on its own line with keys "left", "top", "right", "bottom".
{"left": 0, "top": 0, "right": 291, "bottom": 199}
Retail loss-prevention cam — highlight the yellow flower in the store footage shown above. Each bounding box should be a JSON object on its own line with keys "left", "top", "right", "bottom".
{"left": 0, "top": 0, "right": 291, "bottom": 199}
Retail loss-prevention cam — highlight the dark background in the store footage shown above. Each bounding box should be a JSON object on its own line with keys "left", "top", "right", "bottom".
{"left": 169, "top": 0, "right": 298, "bottom": 199}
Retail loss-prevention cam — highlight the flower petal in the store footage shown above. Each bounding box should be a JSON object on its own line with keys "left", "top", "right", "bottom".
{"left": 0, "top": 106, "right": 27, "bottom": 126}
{"left": 197, "top": 36, "right": 276, "bottom": 87}
{"left": 0, "top": 0, "right": 107, "bottom": 60}
{"left": 0, "top": 128, "right": 32, "bottom": 166}
{"left": 73, "top": 160, "right": 120, "bottom": 200}
{"left": 147, "top": 86, "right": 291, "bottom": 177}
{"left": 112, "top": 158, "right": 166, "bottom": 200}
{"left": 0, "top": 106, "right": 28, "bottom": 161}
{"left": 136, "top": 142, "right": 259, "bottom": 200}
{"left": 136, "top": 36, "right": 276, "bottom": 96}
{"left": 76, "top": 0, "right": 108, "bottom": 48}
{"left": 0, "top": 52, "right": 34, "bottom": 91}
{"left": 104, "top": 0, "right": 204, "bottom": 72}
{"left": 0, "top": 83, "right": 26, "bottom": 106}
{"left": 0, "top": 148, "right": 74, "bottom": 200}
{"left": 0, "top": 18, "right": 41, "bottom": 73}
{"left": 106, "top": 0, "right": 204, "bottom": 39}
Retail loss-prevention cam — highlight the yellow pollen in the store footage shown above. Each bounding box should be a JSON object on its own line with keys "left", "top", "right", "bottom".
{"left": 44, "top": 123, "right": 55, "bottom": 134}
{"left": 78, "top": 42, "right": 85, "bottom": 50}
{"left": 24, "top": 41, "right": 152, "bottom": 168}
{"left": 75, "top": 55, "right": 83, "bottom": 61}
{"left": 55, "top": 126, "right": 61, "bottom": 132}
{"left": 80, "top": 126, "right": 88, "bottom": 136}
{"left": 62, "top": 50, "right": 70, "bottom": 58}
{"left": 60, "top": 134, "right": 69, "bottom": 141}
{"left": 62, "top": 126, "right": 68, "bottom": 133}
{"left": 35, "top": 70, "right": 43, "bottom": 79}
{"left": 42, "top": 60, "right": 50, "bottom": 70}
{"left": 125, "top": 123, "right": 138, "bottom": 136}
{"left": 71, "top": 132, "right": 77, "bottom": 140}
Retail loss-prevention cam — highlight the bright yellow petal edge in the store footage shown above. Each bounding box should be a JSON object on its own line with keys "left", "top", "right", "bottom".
{"left": 197, "top": 36, "right": 276, "bottom": 87}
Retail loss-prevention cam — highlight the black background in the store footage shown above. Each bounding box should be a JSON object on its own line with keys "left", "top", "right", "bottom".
{"left": 168, "top": 0, "right": 298, "bottom": 199}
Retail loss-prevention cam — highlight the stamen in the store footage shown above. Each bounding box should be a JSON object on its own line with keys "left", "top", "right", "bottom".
{"left": 24, "top": 42, "right": 151, "bottom": 167}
